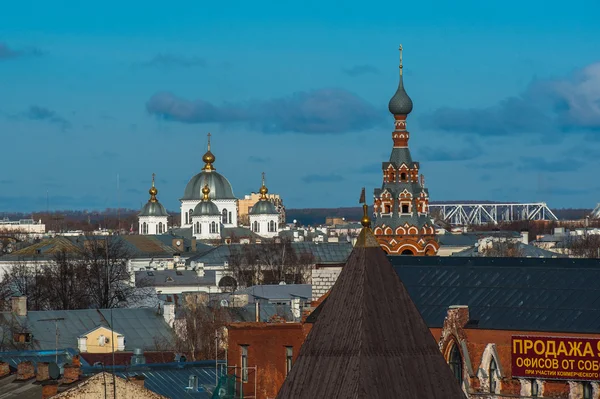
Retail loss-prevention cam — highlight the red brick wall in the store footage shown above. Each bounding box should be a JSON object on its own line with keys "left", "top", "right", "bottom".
{"left": 227, "top": 322, "right": 312, "bottom": 399}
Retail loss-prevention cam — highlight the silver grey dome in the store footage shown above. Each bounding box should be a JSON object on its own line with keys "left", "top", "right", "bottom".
{"left": 250, "top": 200, "right": 277, "bottom": 215}
{"left": 193, "top": 200, "right": 220, "bottom": 216}
{"left": 182, "top": 171, "right": 235, "bottom": 200}
{"left": 139, "top": 201, "right": 169, "bottom": 217}
{"left": 388, "top": 75, "right": 413, "bottom": 115}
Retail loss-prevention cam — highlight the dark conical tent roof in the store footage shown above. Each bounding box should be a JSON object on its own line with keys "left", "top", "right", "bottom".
{"left": 276, "top": 227, "right": 466, "bottom": 399}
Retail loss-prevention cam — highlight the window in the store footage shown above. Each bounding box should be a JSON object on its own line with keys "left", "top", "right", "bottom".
{"left": 222, "top": 209, "right": 228, "bottom": 224}
{"left": 449, "top": 344, "right": 463, "bottom": 385}
{"left": 583, "top": 382, "right": 593, "bottom": 399}
{"left": 253, "top": 221, "right": 259, "bottom": 232}
{"left": 489, "top": 358, "right": 497, "bottom": 393}
{"left": 229, "top": 211, "right": 232, "bottom": 224}
{"left": 211, "top": 221, "right": 217, "bottom": 233}
{"left": 384, "top": 204, "right": 391, "bottom": 213}
{"left": 241, "top": 345, "right": 249, "bottom": 382}
{"left": 158, "top": 223, "right": 163, "bottom": 234}
{"left": 142, "top": 222, "right": 147, "bottom": 234}
{"left": 195, "top": 222, "right": 200, "bottom": 234}
{"left": 531, "top": 380, "right": 538, "bottom": 397}
{"left": 400, "top": 172, "right": 407, "bottom": 181}
{"left": 185, "top": 212, "right": 189, "bottom": 225}
{"left": 189, "top": 209, "right": 193, "bottom": 220}
{"left": 286, "top": 347, "right": 293, "bottom": 375}
{"left": 269, "top": 220, "right": 276, "bottom": 232}
{"left": 401, "top": 204, "right": 410, "bottom": 214}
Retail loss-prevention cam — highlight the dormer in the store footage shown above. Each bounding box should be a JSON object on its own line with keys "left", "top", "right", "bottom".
{"left": 78, "top": 326, "right": 125, "bottom": 353}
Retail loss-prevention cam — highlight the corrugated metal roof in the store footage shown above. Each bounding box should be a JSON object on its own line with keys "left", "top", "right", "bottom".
{"left": 390, "top": 256, "right": 600, "bottom": 333}
{"left": 0, "top": 308, "right": 173, "bottom": 351}
{"left": 451, "top": 242, "right": 565, "bottom": 258}
{"left": 82, "top": 360, "right": 222, "bottom": 399}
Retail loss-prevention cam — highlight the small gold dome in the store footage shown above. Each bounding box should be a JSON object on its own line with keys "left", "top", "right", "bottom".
{"left": 202, "top": 184, "right": 211, "bottom": 200}
{"left": 259, "top": 185, "right": 268, "bottom": 195}
{"left": 361, "top": 214, "right": 371, "bottom": 228}
{"left": 149, "top": 186, "right": 158, "bottom": 196}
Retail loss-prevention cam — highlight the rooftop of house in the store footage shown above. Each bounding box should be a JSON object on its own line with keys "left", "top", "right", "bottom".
{"left": 450, "top": 241, "right": 565, "bottom": 258}
{"left": 0, "top": 307, "right": 174, "bottom": 352}
{"left": 390, "top": 256, "right": 600, "bottom": 333}
{"left": 82, "top": 360, "right": 223, "bottom": 399}
{"left": 136, "top": 269, "right": 216, "bottom": 287}
{"left": 234, "top": 284, "right": 312, "bottom": 302}
{"left": 0, "top": 234, "right": 212, "bottom": 262}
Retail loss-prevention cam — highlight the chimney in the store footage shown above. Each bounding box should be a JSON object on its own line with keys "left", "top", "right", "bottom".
{"left": 62, "top": 364, "right": 80, "bottom": 383}
{"left": 129, "top": 375, "right": 145, "bottom": 388}
{"left": 16, "top": 361, "right": 35, "bottom": 380}
{"left": 42, "top": 381, "right": 59, "bottom": 399}
{"left": 196, "top": 262, "right": 205, "bottom": 278}
{"left": 37, "top": 362, "right": 50, "bottom": 382}
{"left": 11, "top": 296, "right": 27, "bottom": 317}
{"left": 0, "top": 362, "right": 10, "bottom": 378}
{"left": 255, "top": 301, "right": 260, "bottom": 322}
{"left": 191, "top": 237, "right": 197, "bottom": 252}
{"left": 163, "top": 302, "right": 175, "bottom": 328}
{"left": 72, "top": 355, "right": 81, "bottom": 367}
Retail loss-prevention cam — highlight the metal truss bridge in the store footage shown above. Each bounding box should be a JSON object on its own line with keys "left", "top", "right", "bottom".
{"left": 429, "top": 202, "right": 558, "bottom": 225}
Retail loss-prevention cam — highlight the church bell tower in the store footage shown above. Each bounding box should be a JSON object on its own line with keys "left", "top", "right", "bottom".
{"left": 372, "top": 46, "right": 439, "bottom": 255}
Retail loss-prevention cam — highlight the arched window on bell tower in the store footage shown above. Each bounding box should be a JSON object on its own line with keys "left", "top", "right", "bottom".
{"left": 400, "top": 172, "right": 407, "bottom": 181}
{"left": 222, "top": 208, "right": 228, "bottom": 224}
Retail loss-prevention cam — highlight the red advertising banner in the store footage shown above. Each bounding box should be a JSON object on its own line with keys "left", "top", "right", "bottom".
{"left": 512, "top": 335, "right": 600, "bottom": 381}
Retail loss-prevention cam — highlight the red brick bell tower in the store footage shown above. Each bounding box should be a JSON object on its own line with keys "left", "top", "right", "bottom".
{"left": 372, "top": 45, "right": 439, "bottom": 255}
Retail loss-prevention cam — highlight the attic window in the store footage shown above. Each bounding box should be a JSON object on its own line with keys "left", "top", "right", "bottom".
{"left": 176, "top": 271, "right": 183, "bottom": 276}
{"left": 166, "top": 277, "right": 174, "bottom": 282}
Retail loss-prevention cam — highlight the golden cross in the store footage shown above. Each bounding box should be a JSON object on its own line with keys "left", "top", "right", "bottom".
{"left": 207, "top": 132, "right": 211, "bottom": 150}
{"left": 262, "top": 172, "right": 265, "bottom": 186}
{"left": 152, "top": 173, "right": 155, "bottom": 186}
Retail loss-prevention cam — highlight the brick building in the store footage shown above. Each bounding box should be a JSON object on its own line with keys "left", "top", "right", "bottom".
{"left": 372, "top": 46, "right": 438, "bottom": 255}
{"left": 228, "top": 255, "right": 600, "bottom": 398}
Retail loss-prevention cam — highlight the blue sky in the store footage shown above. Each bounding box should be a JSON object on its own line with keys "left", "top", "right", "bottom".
{"left": 1, "top": 0, "right": 600, "bottom": 212}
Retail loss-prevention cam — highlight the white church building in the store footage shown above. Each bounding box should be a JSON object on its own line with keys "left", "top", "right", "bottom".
{"left": 138, "top": 134, "right": 280, "bottom": 241}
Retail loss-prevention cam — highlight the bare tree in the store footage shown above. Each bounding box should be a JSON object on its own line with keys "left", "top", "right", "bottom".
{"left": 226, "top": 240, "right": 313, "bottom": 287}
{"left": 173, "top": 294, "right": 230, "bottom": 361}
{"left": 78, "top": 235, "right": 145, "bottom": 309}
{"left": 566, "top": 235, "right": 600, "bottom": 258}
{"left": 44, "top": 249, "right": 89, "bottom": 310}
{"left": 480, "top": 240, "right": 525, "bottom": 257}
{"left": 0, "top": 260, "right": 48, "bottom": 311}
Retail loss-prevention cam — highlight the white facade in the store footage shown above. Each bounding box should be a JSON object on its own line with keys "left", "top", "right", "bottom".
{"left": 181, "top": 198, "right": 238, "bottom": 229}
{"left": 249, "top": 213, "right": 279, "bottom": 238}
{"left": 139, "top": 216, "right": 168, "bottom": 235}
{"left": 192, "top": 214, "right": 222, "bottom": 240}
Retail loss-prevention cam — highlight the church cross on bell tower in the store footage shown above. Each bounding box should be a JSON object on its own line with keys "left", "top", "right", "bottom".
{"left": 372, "top": 45, "right": 439, "bottom": 256}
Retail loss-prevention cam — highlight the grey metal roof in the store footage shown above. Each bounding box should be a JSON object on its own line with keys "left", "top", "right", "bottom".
{"left": 388, "top": 74, "right": 413, "bottom": 115}
{"left": 193, "top": 200, "right": 220, "bottom": 216}
{"left": 182, "top": 170, "right": 235, "bottom": 200}
{"left": 436, "top": 234, "right": 478, "bottom": 247}
{"left": 0, "top": 374, "right": 41, "bottom": 399}
{"left": 249, "top": 200, "right": 277, "bottom": 215}
{"left": 0, "top": 348, "right": 84, "bottom": 369}
{"left": 451, "top": 242, "right": 565, "bottom": 258}
{"left": 139, "top": 201, "right": 169, "bottom": 217}
{"left": 0, "top": 308, "right": 174, "bottom": 352}
{"left": 186, "top": 242, "right": 353, "bottom": 266}
{"left": 234, "top": 284, "right": 311, "bottom": 301}
{"left": 390, "top": 256, "right": 600, "bottom": 333}
{"left": 82, "top": 361, "right": 222, "bottom": 399}
{"left": 136, "top": 270, "right": 216, "bottom": 287}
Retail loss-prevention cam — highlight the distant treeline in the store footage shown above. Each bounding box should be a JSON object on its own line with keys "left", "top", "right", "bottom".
{"left": 0, "top": 206, "right": 594, "bottom": 230}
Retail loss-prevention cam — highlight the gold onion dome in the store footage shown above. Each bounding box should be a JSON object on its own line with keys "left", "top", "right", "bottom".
{"left": 202, "top": 184, "right": 211, "bottom": 200}
{"left": 202, "top": 132, "right": 216, "bottom": 171}
{"left": 250, "top": 173, "right": 277, "bottom": 215}
{"left": 139, "top": 173, "right": 169, "bottom": 217}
